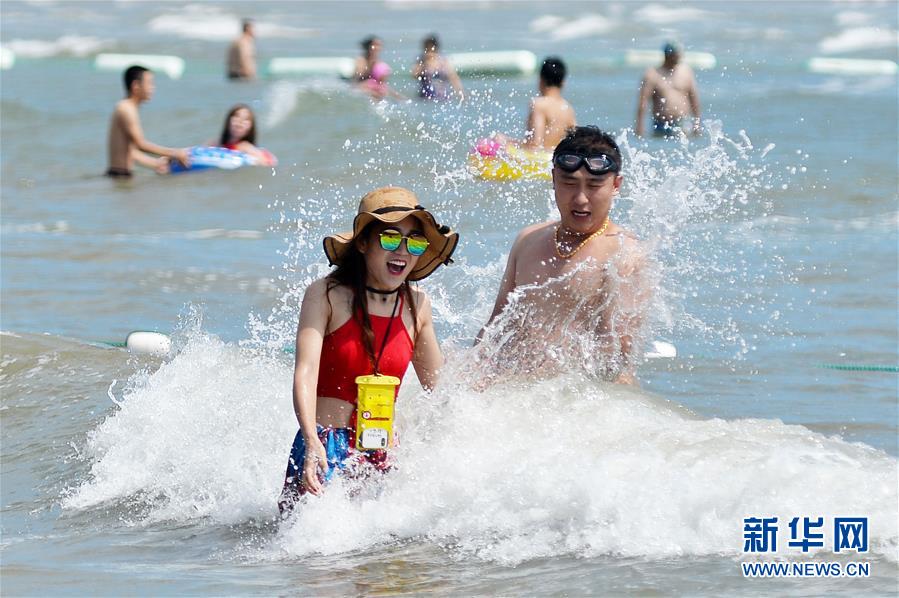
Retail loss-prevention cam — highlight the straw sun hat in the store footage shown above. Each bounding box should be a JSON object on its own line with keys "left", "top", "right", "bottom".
{"left": 323, "top": 186, "right": 459, "bottom": 281}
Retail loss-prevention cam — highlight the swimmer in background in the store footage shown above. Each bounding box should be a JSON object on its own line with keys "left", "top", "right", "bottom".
{"left": 496, "top": 56, "right": 576, "bottom": 151}
{"left": 477, "top": 126, "right": 652, "bottom": 385}
{"left": 411, "top": 34, "right": 464, "bottom": 101}
{"left": 212, "top": 104, "right": 277, "bottom": 166}
{"left": 226, "top": 19, "right": 257, "bottom": 81}
{"left": 106, "top": 65, "right": 189, "bottom": 178}
{"left": 635, "top": 41, "right": 701, "bottom": 138}
{"left": 354, "top": 36, "right": 404, "bottom": 100}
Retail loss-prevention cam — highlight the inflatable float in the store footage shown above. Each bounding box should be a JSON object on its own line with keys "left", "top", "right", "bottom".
{"left": 468, "top": 138, "right": 552, "bottom": 181}
{"left": 169, "top": 146, "right": 276, "bottom": 174}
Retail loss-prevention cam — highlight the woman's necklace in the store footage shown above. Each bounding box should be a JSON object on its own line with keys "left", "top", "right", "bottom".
{"left": 366, "top": 285, "right": 399, "bottom": 303}
{"left": 554, "top": 217, "right": 610, "bottom": 259}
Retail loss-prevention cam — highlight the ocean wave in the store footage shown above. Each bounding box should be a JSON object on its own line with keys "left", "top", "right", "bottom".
{"left": 529, "top": 14, "right": 615, "bottom": 41}
{"left": 632, "top": 3, "right": 712, "bottom": 24}
{"left": 819, "top": 27, "right": 899, "bottom": 54}
{"left": 148, "top": 4, "right": 314, "bottom": 42}
{"left": 3, "top": 35, "right": 110, "bottom": 58}
{"left": 61, "top": 332, "right": 898, "bottom": 563}
{"left": 1, "top": 220, "right": 69, "bottom": 234}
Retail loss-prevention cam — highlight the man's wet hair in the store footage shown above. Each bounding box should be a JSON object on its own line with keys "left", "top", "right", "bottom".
{"left": 423, "top": 34, "right": 439, "bottom": 51}
{"left": 242, "top": 19, "right": 253, "bottom": 33}
{"left": 540, "top": 56, "right": 567, "bottom": 88}
{"left": 124, "top": 65, "right": 150, "bottom": 94}
{"left": 553, "top": 126, "right": 622, "bottom": 170}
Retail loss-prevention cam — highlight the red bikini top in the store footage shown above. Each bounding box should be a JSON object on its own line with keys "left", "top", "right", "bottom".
{"left": 317, "top": 294, "right": 414, "bottom": 403}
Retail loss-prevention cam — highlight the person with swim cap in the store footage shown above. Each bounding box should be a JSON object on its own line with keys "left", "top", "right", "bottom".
{"left": 106, "top": 65, "right": 189, "bottom": 178}
{"left": 226, "top": 19, "right": 257, "bottom": 81}
{"left": 478, "top": 126, "right": 652, "bottom": 385}
{"left": 277, "top": 187, "right": 458, "bottom": 512}
{"left": 213, "top": 104, "right": 276, "bottom": 166}
{"left": 411, "top": 34, "right": 464, "bottom": 101}
{"left": 635, "top": 41, "right": 702, "bottom": 138}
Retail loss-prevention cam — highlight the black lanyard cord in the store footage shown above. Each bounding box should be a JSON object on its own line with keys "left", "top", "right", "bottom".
{"left": 372, "top": 288, "right": 402, "bottom": 375}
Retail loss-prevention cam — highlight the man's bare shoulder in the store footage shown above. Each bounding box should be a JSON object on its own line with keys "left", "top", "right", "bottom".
{"left": 516, "top": 221, "right": 554, "bottom": 243}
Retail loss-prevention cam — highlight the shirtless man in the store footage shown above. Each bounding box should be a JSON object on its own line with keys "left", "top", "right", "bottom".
{"left": 106, "top": 66, "right": 188, "bottom": 178}
{"left": 227, "top": 19, "right": 257, "bottom": 80}
{"left": 635, "top": 42, "right": 701, "bottom": 137}
{"left": 479, "top": 126, "right": 650, "bottom": 384}
{"left": 520, "top": 56, "right": 576, "bottom": 150}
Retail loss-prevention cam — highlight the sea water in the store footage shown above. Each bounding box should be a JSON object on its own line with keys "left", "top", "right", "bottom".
{"left": 2, "top": 1, "right": 897, "bottom": 595}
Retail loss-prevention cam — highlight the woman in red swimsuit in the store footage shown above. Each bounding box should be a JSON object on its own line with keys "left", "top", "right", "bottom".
{"left": 278, "top": 186, "right": 458, "bottom": 512}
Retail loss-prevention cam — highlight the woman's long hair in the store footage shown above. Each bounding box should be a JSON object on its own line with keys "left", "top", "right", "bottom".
{"left": 219, "top": 104, "right": 256, "bottom": 146}
{"left": 326, "top": 223, "right": 419, "bottom": 368}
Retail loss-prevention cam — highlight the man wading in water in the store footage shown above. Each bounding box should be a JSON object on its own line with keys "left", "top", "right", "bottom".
{"left": 478, "top": 126, "right": 652, "bottom": 384}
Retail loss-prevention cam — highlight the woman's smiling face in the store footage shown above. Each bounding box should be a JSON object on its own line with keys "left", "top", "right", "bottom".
{"left": 358, "top": 216, "right": 425, "bottom": 289}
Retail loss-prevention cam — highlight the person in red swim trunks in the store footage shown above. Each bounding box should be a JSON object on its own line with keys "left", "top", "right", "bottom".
{"left": 278, "top": 187, "right": 459, "bottom": 513}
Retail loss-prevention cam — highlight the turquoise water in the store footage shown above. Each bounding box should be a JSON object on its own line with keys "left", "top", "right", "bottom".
{"left": 2, "top": 1, "right": 897, "bottom": 595}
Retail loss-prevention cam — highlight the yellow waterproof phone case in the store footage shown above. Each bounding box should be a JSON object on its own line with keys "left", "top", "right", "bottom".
{"left": 355, "top": 374, "right": 400, "bottom": 450}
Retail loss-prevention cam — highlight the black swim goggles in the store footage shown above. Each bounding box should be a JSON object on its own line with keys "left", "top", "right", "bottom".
{"left": 553, "top": 153, "right": 619, "bottom": 176}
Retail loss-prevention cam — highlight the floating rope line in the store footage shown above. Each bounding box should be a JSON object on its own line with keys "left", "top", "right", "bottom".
{"left": 817, "top": 364, "right": 899, "bottom": 373}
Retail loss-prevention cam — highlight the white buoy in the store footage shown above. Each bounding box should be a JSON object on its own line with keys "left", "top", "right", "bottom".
{"left": 268, "top": 56, "right": 355, "bottom": 78}
{"left": 449, "top": 51, "right": 538, "bottom": 76}
{"left": 624, "top": 50, "right": 717, "bottom": 70}
{"left": 807, "top": 57, "right": 897, "bottom": 76}
{"left": 94, "top": 53, "right": 185, "bottom": 80}
{"left": 125, "top": 331, "right": 172, "bottom": 356}
{"left": 645, "top": 340, "right": 677, "bottom": 360}
{"left": 0, "top": 46, "right": 14, "bottom": 70}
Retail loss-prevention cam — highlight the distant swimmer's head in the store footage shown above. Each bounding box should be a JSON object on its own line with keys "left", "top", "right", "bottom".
{"left": 361, "top": 35, "right": 383, "bottom": 59}
{"left": 220, "top": 104, "right": 256, "bottom": 146}
{"left": 123, "top": 65, "right": 154, "bottom": 101}
{"left": 662, "top": 41, "right": 683, "bottom": 64}
{"left": 423, "top": 34, "right": 440, "bottom": 53}
{"left": 324, "top": 186, "right": 459, "bottom": 283}
{"left": 540, "top": 56, "right": 567, "bottom": 89}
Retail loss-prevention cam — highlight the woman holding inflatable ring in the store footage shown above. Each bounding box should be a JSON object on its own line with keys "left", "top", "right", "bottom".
{"left": 278, "top": 186, "right": 458, "bottom": 512}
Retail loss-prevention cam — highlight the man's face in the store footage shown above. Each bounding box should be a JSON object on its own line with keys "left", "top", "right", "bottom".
{"left": 133, "top": 72, "right": 155, "bottom": 101}
{"left": 552, "top": 166, "right": 622, "bottom": 234}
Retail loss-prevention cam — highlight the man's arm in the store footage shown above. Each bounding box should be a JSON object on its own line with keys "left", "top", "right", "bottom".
{"left": 130, "top": 147, "right": 168, "bottom": 173}
{"left": 609, "top": 245, "right": 654, "bottom": 385}
{"left": 120, "top": 104, "right": 188, "bottom": 165}
{"left": 475, "top": 229, "right": 529, "bottom": 343}
{"left": 687, "top": 69, "right": 701, "bottom": 133}
{"left": 635, "top": 71, "right": 653, "bottom": 137}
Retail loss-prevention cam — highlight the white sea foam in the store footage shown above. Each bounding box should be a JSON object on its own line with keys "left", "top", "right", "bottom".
{"left": 632, "top": 3, "right": 711, "bottom": 24}
{"left": 529, "top": 14, "right": 615, "bottom": 41}
{"left": 835, "top": 10, "right": 873, "bottom": 26}
{"left": 63, "top": 331, "right": 898, "bottom": 563}
{"left": 819, "top": 27, "right": 899, "bottom": 53}
{"left": 4, "top": 35, "right": 109, "bottom": 58}
{"left": 1, "top": 220, "right": 69, "bottom": 234}
{"left": 148, "top": 4, "right": 314, "bottom": 42}
{"left": 529, "top": 15, "right": 565, "bottom": 33}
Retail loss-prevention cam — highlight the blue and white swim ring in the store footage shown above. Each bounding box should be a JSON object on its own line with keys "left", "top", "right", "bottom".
{"left": 169, "top": 146, "right": 277, "bottom": 174}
